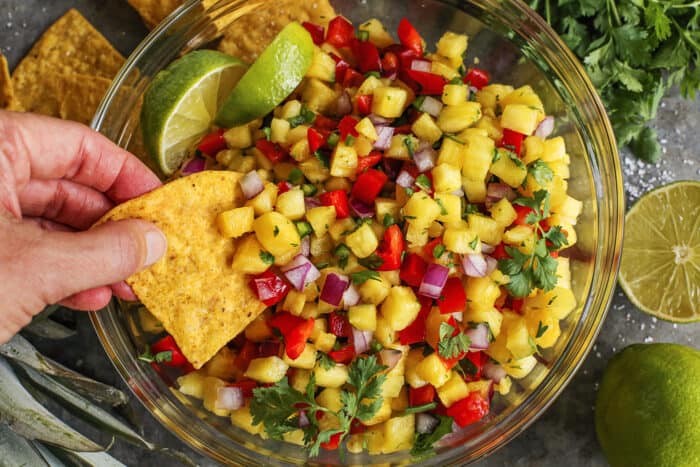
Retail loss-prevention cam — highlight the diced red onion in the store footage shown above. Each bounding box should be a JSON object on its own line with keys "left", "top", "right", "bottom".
{"left": 320, "top": 273, "right": 349, "bottom": 306}
{"left": 181, "top": 156, "right": 206, "bottom": 175}
{"left": 369, "top": 114, "right": 393, "bottom": 126}
{"left": 384, "top": 71, "right": 398, "bottom": 81}
{"left": 410, "top": 59, "right": 432, "bottom": 72}
{"left": 485, "top": 256, "right": 498, "bottom": 275}
{"left": 466, "top": 323, "right": 490, "bottom": 350}
{"left": 534, "top": 116, "right": 554, "bottom": 138}
{"left": 352, "top": 327, "right": 373, "bottom": 354}
{"left": 462, "top": 253, "right": 488, "bottom": 277}
{"left": 485, "top": 183, "right": 516, "bottom": 209}
{"left": 349, "top": 197, "right": 375, "bottom": 218}
{"left": 298, "top": 410, "right": 310, "bottom": 428}
{"left": 451, "top": 311, "right": 463, "bottom": 322}
{"left": 239, "top": 170, "right": 264, "bottom": 199}
{"left": 281, "top": 255, "right": 320, "bottom": 291}
{"left": 483, "top": 361, "right": 507, "bottom": 383}
{"left": 419, "top": 263, "right": 449, "bottom": 298}
{"left": 300, "top": 236, "right": 310, "bottom": 257}
{"left": 417, "top": 96, "right": 443, "bottom": 118}
{"left": 251, "top": 274, "right": 283, "bottom": 302}
{"left": 379, "top": 348, "right": 403, "bottom": 370}
{"left": 333, "top": 91, "right": 352, "bottom": 117}
{"left": 396, "top": 170, "right": 415, "bottom": 188}
{"left": 342, "top": 284, "right": 360, "bottom": 308}
{"left": 480, "top": 242, "right": 496, "bottom": 254}
{"left": 305, "top": 197, "right": 321, "bottom": 210}
{"left": 215, "top": 387, "right": 243, "bottom": 411}
{"left": 416, "top": 413, "right": 439, "bottom": 434}
{"left": 451, "top": 188, "right": 465, "bottom": 197}
{"left": 373, "top": 126, "right": 394, "bottom": 150}
{"left": 413, "top": 146, "right": 436, "bottom": 173}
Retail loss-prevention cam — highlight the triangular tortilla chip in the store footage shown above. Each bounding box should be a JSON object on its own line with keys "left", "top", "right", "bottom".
{"left": 0, "top": 54, "right": 19, "bottom": 110}
{"left": 100, "top": 171, "right": 266, "bottom": 368}
{"left": 127, "top": 0, "right": 183, "bottom": 29}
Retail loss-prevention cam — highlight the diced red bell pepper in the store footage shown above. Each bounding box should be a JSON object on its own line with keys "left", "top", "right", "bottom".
{"left": 314, "top": 114, "right": 338, "bottom": 131}
{"left": 510, "top": 298, "right": 524, "bottom": 313}
{"left": 277, "top": 181, "right": 292, "bottom": 193}
{"left": 351, "top": 168, "right": 388, "bottom": 204}
{"left": 423, "top": 237, "right": 444, "bottom": 259}
{"left": 383, "top": 43, "right": 419, "bottom": 69}
{"left": 328, "top": 312, "right": 352, "bottom": 338}
{"left": 500, "top": 128, "right": 525, "bottom": 156}
{"left": 393, "top": 123, "right": 413, "bottom": 134}
{"left": 437, "top": 277, "right": 467, "bottom": 314}
{"left": 405, "top": 69, "right": 447, "bottom": 95}
{"left": 550, "top": 250, "right": 560, "bottom": 259}
{"left": 326, "top": 16, "right": 355, "bottom": 48}
{"left": 513, "top": 205, "right": 535, "bottom": 226}
{"left": 338, "top": 115, "right": 360, "bottom": 140}
{"left": 328, "top": 344, "right": 356, "bottom": 364}
{"left": 349, "top": 418, "right": 367, "bottom": 434}
{"left": 307, "top": 127, "right": 327, "bottom": 153}
{"left": 320, "top": 432, "right": 343, "bottom": 450}
{"left": 351, "top": 39, "right": 381, "bottom": 73}
{"left": 446, "top": 392, "right": 490, "bottom": 427}
{"left": 234, "top": 339, "right": 258, "bottom": 372}
{"left": 249, "top": 270, "right": 290, "bottom": 306}
{"left": 381, "top": 51, "right": 399, "bottom": 76}
{"left": 255, "top": 139, "right": 287, "bottom": 163}
{"left": 492, "top": 243, "right": 510, "bottom": 260}
{"left": 463, "top": 68, "right": 490, "bottom": 89}
{"left": 343, "top": 68, "right": 365, "bottom": 88}
{"left": 375, "top": 224, "right": 405, "bottom": 271}
{"left": 398, "top": 295, "right": 432, "bottom": 345}
{"left": 319, "top": 189, "right": 350, "bottom": 219}
{"left": 268, "top": 312, "right": 314, "bottom": 360}
{"left": 257, "top": 340, "right": 282, "bottom": 358}
{"left": 151, "top": 335, "right": 189, "bottom": 367}
{"left": 462, "top": 351, "right": 485, "bottom": 382}
{"left": 356, "top": 94, "right": 373, "bottom": 115}
{"left": 409, "top": 385, "right": 436, "bottom": 407}
{"left": 228, "top": 379, "right": 258, "bottom": 398}
{"left": 397, "top": 18, "right": 423, "bottom": 56}
{"left": 302, "top": 21, "right": 325, "bottom": 45}
{"left": 197, "top": 129, "right": 226, "bottom": 156}
{"left": 400, "top": 253, "right": 428, "bottom": 287}
{"left": 332, "top": 54, "right": 350, "bottom": 84}
{"left": 356, "top": 151, "right": 383, "bottom": 173}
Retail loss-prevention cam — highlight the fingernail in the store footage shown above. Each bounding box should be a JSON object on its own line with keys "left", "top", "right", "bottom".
{"left": 144, "top": 229, "right": 167, "bottom": 267}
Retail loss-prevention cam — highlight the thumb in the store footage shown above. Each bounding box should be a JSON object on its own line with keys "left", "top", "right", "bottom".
{"left": 34, "top": 219, "right": 167, "bottom": 304}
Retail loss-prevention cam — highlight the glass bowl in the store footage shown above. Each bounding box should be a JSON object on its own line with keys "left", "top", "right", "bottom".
{"left": 90, "top": 0, "right": 624, "bottom": 464}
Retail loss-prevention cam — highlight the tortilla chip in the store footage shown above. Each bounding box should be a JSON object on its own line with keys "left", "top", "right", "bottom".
{"left": 127, "top": 0, "right": 183, "bottom": 29}
{"left": 100, "top": 171, "right": 266, "bottom": 368}
{"left": 12, "top": 9, "right": 124, "bottom": 82}
{"left": 217, "top": 0, "right": 336, "bottom": 64}
{"left": 12, "top": 67, "right": 112, "bottom": 125}
{"left": 0, "top": 54, "right": 18, "bottom": 110}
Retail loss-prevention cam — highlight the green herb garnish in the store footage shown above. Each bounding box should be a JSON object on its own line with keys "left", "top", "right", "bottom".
{"left": 350, "top": 270, "right": 381, "bottom": 285}
{"left": 438, "top": 322, "right": 471, "bottom": 360}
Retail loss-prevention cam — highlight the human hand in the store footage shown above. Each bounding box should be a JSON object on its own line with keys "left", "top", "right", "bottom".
{"left": 0, "top": 111, "right": 167, "bottom": 343}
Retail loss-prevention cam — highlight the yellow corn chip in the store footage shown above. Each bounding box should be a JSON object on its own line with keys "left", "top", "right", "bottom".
{"left": 127, "top": 0, "right": 183, "bottom": 29}
{"left": 217, "top": 0, "right": 336, "bottom": 64}
{"left": 100, "top": 171, "right": 266, "bottom": 368}
{"left": 0, "top": 54, "right": 18, "bottom": 110}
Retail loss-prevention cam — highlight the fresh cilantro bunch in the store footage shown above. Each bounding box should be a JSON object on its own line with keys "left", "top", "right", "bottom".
{"left": 249, "top": 355, "right": 386, "bottom": 456}
{"left": 497, "top": 190, "right": 568, "bottom": 297}
{"left": 529, "top": 0, "right": 700, "bottom": 162}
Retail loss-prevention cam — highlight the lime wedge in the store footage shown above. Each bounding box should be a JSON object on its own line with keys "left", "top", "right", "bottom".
{"left": 619, "top": 180, "right": 700, "bottom": 322}
{"left": 141, "top": 50, "right": 246, "bottom": 175}
{"left": 215, "top": 22, "right": 313, "bottom": 127}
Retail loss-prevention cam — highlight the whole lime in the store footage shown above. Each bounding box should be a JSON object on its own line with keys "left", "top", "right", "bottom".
{"left": 595, "top": 343, "right": 700, "bottom": 467}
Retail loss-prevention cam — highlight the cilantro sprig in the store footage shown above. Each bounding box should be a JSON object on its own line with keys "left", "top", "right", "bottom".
{"left": 411, "top": 414, "right": 454, "bottom": 458}
{"left": 250, "top": 355, "right": 386, "bottom": 456}
{"left": 497, "top": 190, "right": 568, "bottom": 297}
{"left": 438, "top": 322, "right": 471, "bottom": 359}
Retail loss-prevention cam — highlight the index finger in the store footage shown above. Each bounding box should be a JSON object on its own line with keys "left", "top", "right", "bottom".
{"left": 0, "top": 111, "right": 162, "bottom": 203}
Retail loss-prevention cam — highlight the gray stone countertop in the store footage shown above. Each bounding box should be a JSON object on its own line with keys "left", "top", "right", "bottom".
{"left": 1, "top": 1, "right": 698, "bottom": 466}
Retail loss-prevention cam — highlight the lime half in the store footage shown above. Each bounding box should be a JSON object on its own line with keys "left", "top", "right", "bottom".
{"left": 619, "top": 180, "right": 700, "bottom": 322}
{"left": 215, "top": 22, "right": 313, "bottom": 127}
{"left": 141, "top": 50, "right": 246, "bottom": 175}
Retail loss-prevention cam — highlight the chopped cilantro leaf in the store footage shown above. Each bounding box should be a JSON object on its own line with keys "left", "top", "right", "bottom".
{"left": 260, "top": 251, "right": 275, "bottom": 264}
{"left": 350, "top": 270, "right": 381, "bottom": 285}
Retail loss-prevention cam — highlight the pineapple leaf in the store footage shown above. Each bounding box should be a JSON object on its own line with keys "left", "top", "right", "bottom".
{"left": 0, "top": 357, "right": 106, "bottom": 452}
{"left": 22, "top": 319, "right": 76, "bottom": 340}
{"left": 17, "top": 364, "right": 155, "bottom": 451}
{"left": 42, "top": 443, "right": 126, "bottom": 466}
{"left": 0, "top": 423, "right": 51, "bottom": 466}
{"left": 0, "top": 335, "right": 127, "bottom": 406}
{"left": 32, "top": 441, "right": 69, "bottom": 466}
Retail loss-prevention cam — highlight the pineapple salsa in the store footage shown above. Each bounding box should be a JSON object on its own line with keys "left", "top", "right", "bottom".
{"left": 146, "top": 16, "right": 582, "bottom": 457}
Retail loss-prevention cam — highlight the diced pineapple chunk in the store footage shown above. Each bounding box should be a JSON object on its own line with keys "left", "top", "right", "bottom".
{"left": 358, "top": 18, "right": 395, "bottom": 48}
{"left": 253, "top": 211, "right": 300, "bottom": 257}
{"left": 435, "top": 192, "right": 462, "bottom": 225}
{"left": 403, "top": 191, "right": 441, "bottom": 228}
{"left": 349, "top": 304, "right": 378, "bottom": 331}
{"left": 202, "top": 376, "right": 230, "bottom": 417}
{"left": 503, "top": 224, "right": 534, "bottom": 246}
{"left": 541, "top": 136, "right": 566, "bottom": 162}
{"left": 442, "top": 83, "right": 468, "bottom": 106}
{"left": 363, "top": 399, "right": 393, "bottom": 427}
{"left": 465, "top": 276, "right": 501, "bottom": 312}
{"left": 490, "top": 148, "right": 528, "bottom": 187}
{"left": 217, "top": 206, "right": 254, "bottom": 239}
{"left": 381, "top": 374, "right": 405, "bottom": 398}
{"left": 232, "top": 234, "right": 273, "bottom": 274}
{"left": 411, "top": 112, "right": 443, "bottom": 144}
{"left": 523, "top": 286, "right": 577, "bottom": 320}
{"left": 224, "top": 125, "right": 252, "bottom": 149}
{"left": 524, "top": 307, "right": 561, "bottom": 348}
{"left": 346, "top": 223, "right": 379, "bottom": 258}
{"left": 476, "top": 114, "right": 503, "bottom": 142}
{"left": 437, "top": 102, "right": 482, "bottom": 133}
{"left": 463, "top": 307, "right": 503, "bottom": 338}
{"left": 476, "top": 84, "right": 514, "bottom": 114}
{"left": 505, "top": 315, "right": 535, "bottom": 359}
{"left": 431, "top": 61, "right": 459, "bottom": 80}
{"left": 381, "top": 286, "right": 421, "bottom": 331}
{"left": 490, "top": 198, "right": 518, "bottom": 227}
{"left": 462, "top": 133, "right": 494, "bottom": 180}
{"left": 301, "top": 78, "right": 337, "bottom": 113}
{"left": 355, "top": 117, "right": 378, "bottom": 141}
{"left": 330, "top": 143, "right": 358, "bottom": 177}
{"left": 504, "top": 355, "right": 538, "bottom": 379}
{"left": 306, "top": 206, "right": 337, "bottom": 237}
{"left": 316, "top": 387, "right": 344, "bottom": 412}
{"left": 359, "top": 273, "right": 391, "bottom": 305}
{"left": 245, "top": 313, "right": 273, "bottom": 342}
{"left": 382, "top": 414, "right": 415, "bottom": 453}
{"left": 386, "top": 134, "right": 417, "bottom": 160}
{"left": 437, "top": 137, "right": 465, "bottom": 168}
{"left": 462, "top": 178, "right": 487, "bottom": 203}
{"left": 522, "top": 135, "right": 544, "bottom": 164}
{"left": 314, "top": 331, "right": 336, "bottom": 353}
{"left": 432, "top": 163, "right": 462, "bottom": 193}
{"left": 244, "top": 356, "right": 288, "bottom": 383}
{"left": 314, "top": 364, "right": 349, "bottom": 388}
{"left": 405, "top": 348, "right": 429, "bottom": 388}
{"left": 246, "top": 182, "right": 279, "bottom": 215}
{"left": 275, "top": 188, "right": 305, "bottom": 221}
{"left": 306, "top": 47, "right": 336, "bottom": 82}
{"left": 357, "top": 75, "right": 383, "bottom": 95}
{"left": 327, "top": 217, "right": 355, "bottom": 242}
{"left": 374, "top": 316, "right": 396, "bottom": 346}
{"left": 415, "top": 353, "right": 451, "bottom": 388}
{"left": 467, "top": 213, "right": 503, "bottom": 245}
{"left": 500, "top": 85, "right": 545, "bottom": 120}
{"left": 500, "top": 104, "right": 540, "bottom": 135}
{"left": 284, "top": 344, "right": 317, "bottom": 369}
{"left": 270, "top": 118, "right": 290, "bottom": 144}
{"left": 177, "top": 370, "right": 207, "bottom": 399}
{"left": 230, "top": 403, "right": 264, "bottom": 435}
{"left": 443, "top": 225, "right": 481, "bottom": 254}
{"left": 551, "top": 195, "right": 582, "bottom": 224}
{"left": 203, "top": 347, "right": 238, "bottom": 380}
{"left": 437, "top": 30, "right": 468, "bottom": 58}
{"left": 375, "top": 198, "right": 401, "bottom": 225}
{"left": 437, "top": 371, "right": 470, "bottom": 408}
{"left": 372, "top": 86, "right": 409, "bottom": 118}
